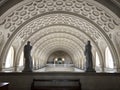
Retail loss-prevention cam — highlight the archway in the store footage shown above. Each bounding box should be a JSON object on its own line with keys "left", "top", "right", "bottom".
{"left": 0, "top": 0, "right": 120, "bottom": 72}
{"left": 47, "top": 50, "right": 73, "bottom": 64}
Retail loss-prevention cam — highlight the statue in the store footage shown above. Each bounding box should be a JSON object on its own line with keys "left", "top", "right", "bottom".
{"left": 22, "top": 41, "right": 33, "bottom": 72}
{"left": 84, "top": 41, "right": 95, "bottom": 72}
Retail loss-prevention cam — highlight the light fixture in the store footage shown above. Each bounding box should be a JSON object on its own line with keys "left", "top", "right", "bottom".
{"left": 55, "top": 58, "right": 58, "bottom": 61}
{"left": 62, "top": 58, "right": 65, "bottom": 61}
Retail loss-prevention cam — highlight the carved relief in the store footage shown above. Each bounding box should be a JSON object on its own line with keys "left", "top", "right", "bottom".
{"left": 0, "top": 0, "right": 119, "bottom": 35}
{"left": 17, "top": 14, "right": 101, "bottom": 42}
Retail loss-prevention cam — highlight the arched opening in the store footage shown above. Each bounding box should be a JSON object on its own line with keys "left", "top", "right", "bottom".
{"left": 5, "top": 46, "right": 14, "bottom": 68}
{"left": 96, "top": 52, "right": 100, "bottom": 67}
{"left": 43, "top": 50, "right": 75, "bottom": 71}
{"left": 47, "top": 50, "right": 73, "bottom": 64}
{"left": 105, "top": 47, "right": 114, "bottom": 69}
{"left": 95, "top": 52, "right": 101, "bottom": 72}
{"left": 19, "top": 51, "right": 24, "bottom": 67}
{"left": 32, "top": 56, "right": 35, "bottom": 69}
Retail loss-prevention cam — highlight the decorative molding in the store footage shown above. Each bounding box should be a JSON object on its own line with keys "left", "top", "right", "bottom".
{"left": 18, "top": 14, "right": 101, "bottom": 42}
{"left": 0, "top": 0, "right": 119, "bottom": 34}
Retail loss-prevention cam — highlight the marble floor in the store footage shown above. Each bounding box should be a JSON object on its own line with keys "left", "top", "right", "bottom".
{"left": 34, "top": 64, "right": 85, "bottom": 72}
{"left": 34, "top": 64, "right": 117, "bottom": 73}
{"left": 1, "top": 64, "right": 117, "bottom": 73}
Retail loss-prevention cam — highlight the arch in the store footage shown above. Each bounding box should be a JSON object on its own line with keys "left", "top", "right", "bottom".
{"left": 0, "top": 0, "right": 120, "bottom": 71}
{"left": 16, "top": 25, "right": 103, "bottom": 69}
{"left": 96, "top": 52, "right": 100, "bottom": 67}
{"left": 19, "top": 51, "right": 24, "bottom": 66}
{"left": 47, "top": 50, "right": 73, "bottom": 64}
{"left": 105, "top": 47, "right": 114, "bottom": 68}
{"left": 5, "top": 46, "right": 14, "bottom": 68}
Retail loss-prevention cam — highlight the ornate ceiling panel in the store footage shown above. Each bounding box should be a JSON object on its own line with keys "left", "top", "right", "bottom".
{"left": 18, "top": 13, "right": 102, "bottom": 43}
{"left": 0, "top": 0, "right": 119, "bottom": 36}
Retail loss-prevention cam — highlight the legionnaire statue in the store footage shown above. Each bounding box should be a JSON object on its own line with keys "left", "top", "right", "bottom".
{"left": 22, "top": 41, "right": 33, "bottom": 72}
{"left": 84, "top": 40, "right": 95, "bottom": 72}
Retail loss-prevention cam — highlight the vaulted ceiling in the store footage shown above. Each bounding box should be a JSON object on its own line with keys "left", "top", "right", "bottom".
{"left": 0, "top": 0, "right": 120, "bottom": 69}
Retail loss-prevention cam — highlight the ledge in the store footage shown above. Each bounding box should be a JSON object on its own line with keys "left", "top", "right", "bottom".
{"left": 0, "top": 72, "right": 120, "bottom": 76}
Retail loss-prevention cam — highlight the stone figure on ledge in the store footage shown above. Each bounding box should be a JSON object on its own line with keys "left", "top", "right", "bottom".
{"left": 84, "top": 40, "right": 95, "bottom": 72}
{"left": 22, "top": 41, "right": 33, "bottom": 72}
